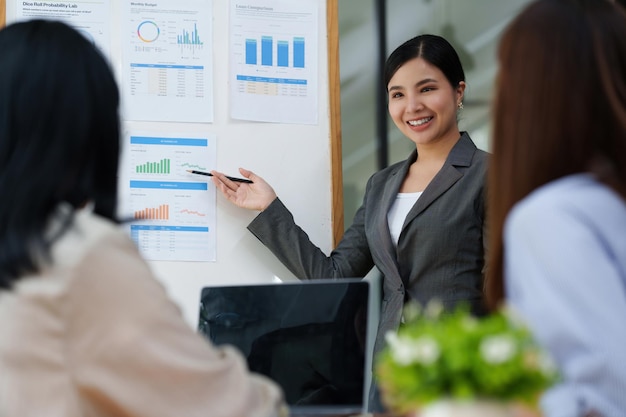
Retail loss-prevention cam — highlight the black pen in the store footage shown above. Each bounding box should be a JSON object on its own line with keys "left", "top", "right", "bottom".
{"left": 186, "top": 169, "right": 254, "bottom": 184}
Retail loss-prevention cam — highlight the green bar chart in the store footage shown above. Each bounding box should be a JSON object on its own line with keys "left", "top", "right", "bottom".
{"left": 136, "top": 158, "right": 171, "bottom": 174}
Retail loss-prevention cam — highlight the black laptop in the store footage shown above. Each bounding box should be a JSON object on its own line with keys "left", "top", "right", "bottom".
{"left": 198, "top": 279, "right": 371, "bottom": 416}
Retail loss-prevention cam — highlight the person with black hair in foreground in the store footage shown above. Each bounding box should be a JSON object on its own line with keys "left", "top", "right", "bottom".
{"left": 0, "top": 19, "right": 287, "bottom": 417}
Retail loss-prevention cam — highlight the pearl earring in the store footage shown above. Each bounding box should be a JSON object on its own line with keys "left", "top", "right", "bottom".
{"left": 458, "top": 102, "right": 464, "bottom": 110}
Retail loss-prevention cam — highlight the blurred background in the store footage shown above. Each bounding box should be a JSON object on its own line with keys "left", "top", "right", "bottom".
{"left": 337, "top": 0, "right": 532, "bottom": 227}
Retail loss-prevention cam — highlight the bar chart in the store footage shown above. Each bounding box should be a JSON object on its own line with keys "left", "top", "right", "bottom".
{"left": 177, "top": 22, "right": 204, "bottom": 55}
{"left": 136, "top": 158, "right": 171, "bottom": 174}
{"left": 177, "top": 23, "right": 203, "bottom": 46}
{"left": 244, "top": 35, "right": 305, "bottom": 68}
{"left": 135, "top": 204, "right": 170, "bottom": 220}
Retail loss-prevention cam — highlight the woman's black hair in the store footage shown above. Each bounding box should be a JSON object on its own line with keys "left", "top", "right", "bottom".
{"left": 384, "top": 34, "right": 466, "bottom": 90}
{"left": 0, "top": 19, "right": 121, "bottom": 288}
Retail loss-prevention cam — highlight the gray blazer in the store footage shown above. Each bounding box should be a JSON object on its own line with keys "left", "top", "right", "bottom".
{"left": 248, "top": 131, "right": 487, "bottom": 366}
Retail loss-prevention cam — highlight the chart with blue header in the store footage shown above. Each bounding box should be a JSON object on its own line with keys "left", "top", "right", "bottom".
{"left": 230, "top": 0, "right": 318, "bottom": 124}
{"left": 122, "top": 0, "right": 213, "bottom": 122}
{"left": 120, "top": 133, "right": 217, "bottom": 261}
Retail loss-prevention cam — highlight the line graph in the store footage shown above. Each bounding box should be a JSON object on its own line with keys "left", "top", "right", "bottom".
{"left": 180, "top": 208, "right": 207, "bottom": 217}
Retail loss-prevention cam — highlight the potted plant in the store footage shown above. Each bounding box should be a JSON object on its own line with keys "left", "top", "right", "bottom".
{"left": 375, "top": 301, "right": 558, "bottom": 417}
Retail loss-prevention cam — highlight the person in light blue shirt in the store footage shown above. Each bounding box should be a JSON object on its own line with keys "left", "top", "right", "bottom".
{"left": 484, "top": 0, "right": 626, "bottom": 416}
{"left": 504, "top": 175, "right": 626, "bottom": 417}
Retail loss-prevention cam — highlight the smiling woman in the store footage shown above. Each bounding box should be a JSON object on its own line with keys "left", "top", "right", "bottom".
{"left": 210, "top": 33, "right": 489, "bottom": 414}
{"left": 386, "top": 53, "right": 466, "bottom": 192}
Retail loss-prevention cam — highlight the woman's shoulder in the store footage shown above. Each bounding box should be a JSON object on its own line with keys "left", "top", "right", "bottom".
{"left": 518, "top": 174, "right": 620, "bottom": 209}
{"left": 368, "top": 151, "right": 415, "bottom": 183}
{"left": 440, "top": 132, "right": 489, "bottom": 173}
{"left": 507, "top": 174, "right": 626, "bottom": 236}
{"left": 51, "top": 208, "right": 131, "bottom": 269}
{"left": 459, "top": 132, "right": 490, "bottom": 163}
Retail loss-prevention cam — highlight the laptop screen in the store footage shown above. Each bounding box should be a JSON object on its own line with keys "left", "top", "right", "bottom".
{"left": 198, "top": 279, "right": 369, "bottom": 414}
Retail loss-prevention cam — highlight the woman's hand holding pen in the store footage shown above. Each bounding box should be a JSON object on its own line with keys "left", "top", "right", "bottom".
{"left": 211, "top": 168, "right": 277, "bottom": 212}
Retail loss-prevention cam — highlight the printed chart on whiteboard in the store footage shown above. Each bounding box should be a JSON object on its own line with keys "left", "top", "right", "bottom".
{"left": 229, "top": 0, "right": 319, "bottom": 124}
{"left": 14, "top": 0, "right": 111, "bottom": 58}
{"left": 121, "top": 133, "right": 217, "bottom": 262}
{"left": 122, "top": 0, "right": 214, "bottom": 122}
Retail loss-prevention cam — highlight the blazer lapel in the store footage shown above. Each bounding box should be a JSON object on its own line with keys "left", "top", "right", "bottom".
{"left": 403, "top": 133, "right": 476, "bottom": 227}
{"left": 373, "top": 151, "right": 415, "bottom": 276}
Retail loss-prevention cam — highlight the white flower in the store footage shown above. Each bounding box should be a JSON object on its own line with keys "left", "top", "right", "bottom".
{"left": 500, "top": 303, "right": 527, "bottom": 329}
{"left": 412, "top": 336, "right": 440, "bottom": 365}
{"left": 402, "top": 302, "right": 422, "bottom": 322}
{"left": 424, "top": 299, "right": 444, "bottom": 318}
{"left": 537, "top": 351, "right": 558, "bottom": 376}
{"left": 385, "top": 332, "right": 440, "bottom": 366}
{"left": 385, "top": 332, "right": 413, "bottom": 365}
{"left": 480, "top": 334, "right": 517, "bottom": 364}
{"left": 461, "top": 316, "right": 478, "bottom": 330}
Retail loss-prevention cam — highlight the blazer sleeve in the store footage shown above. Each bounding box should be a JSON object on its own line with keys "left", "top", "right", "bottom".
{"left": 66, "top": 231, "right": 287, "bottom": 417}
{"left": 247, "top": 195, "right": 374, "bottom": 280}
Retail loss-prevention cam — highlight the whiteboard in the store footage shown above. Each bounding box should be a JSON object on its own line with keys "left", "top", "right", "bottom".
{"left": 1, "top": 0, "right": 343, "bottom": 327}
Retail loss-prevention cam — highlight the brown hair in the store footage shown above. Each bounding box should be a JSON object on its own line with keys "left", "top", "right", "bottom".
{"left": 484, "top": 0, "right": 626, "bottom": 310}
